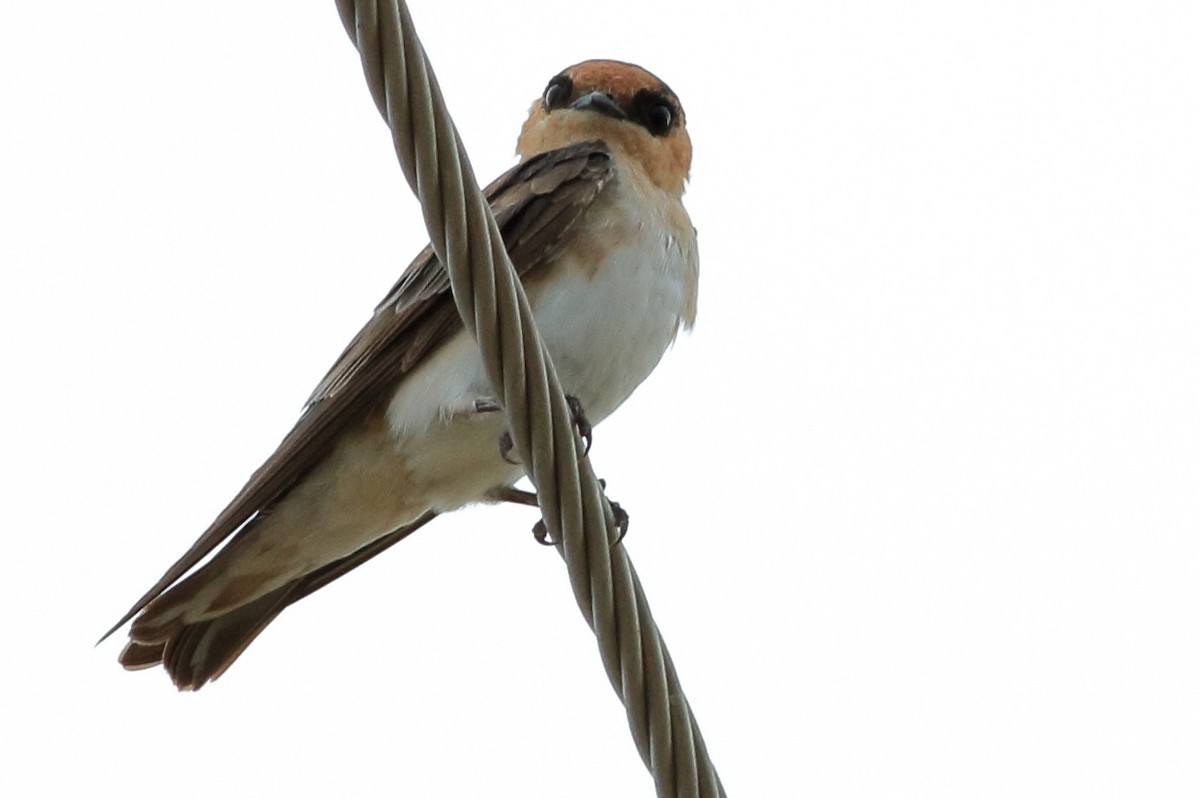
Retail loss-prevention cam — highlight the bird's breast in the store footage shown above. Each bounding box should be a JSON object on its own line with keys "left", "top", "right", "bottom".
{"left": 524, "top": 194, "right": 697, "bottom": 421}
{"left": 386, "top": 187, "right": 697, "bottom": 438}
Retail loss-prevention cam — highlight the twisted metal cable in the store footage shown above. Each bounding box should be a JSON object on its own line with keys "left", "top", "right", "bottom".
{"left": 333, "top": 2, "right": 725, "bottom": 795}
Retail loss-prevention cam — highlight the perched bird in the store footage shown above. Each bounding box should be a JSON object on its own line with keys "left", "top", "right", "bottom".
{"left": 104, "top": 59, "right": 698, "bottom": 689}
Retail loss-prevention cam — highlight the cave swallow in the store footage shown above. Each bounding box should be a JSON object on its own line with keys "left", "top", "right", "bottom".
{"left": 105, "top": 59, "right": 698, "bottom": 689}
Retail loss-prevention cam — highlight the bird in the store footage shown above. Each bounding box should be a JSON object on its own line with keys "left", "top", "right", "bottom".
{"left": 104, "top": 59, "right": 698, "bottom": 690}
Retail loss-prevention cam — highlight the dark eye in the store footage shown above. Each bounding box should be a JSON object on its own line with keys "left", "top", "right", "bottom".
{"left": 645, "top": 103, "right": 673, "bottom": 135}
{"left": 631, "top": 89, "right": 678, "bottom": 136}
{"left": 543, "top": 76, "right": 572, "bottom": 110}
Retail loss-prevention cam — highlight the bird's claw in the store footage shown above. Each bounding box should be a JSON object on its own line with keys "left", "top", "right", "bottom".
{"left": 564, "top": 394, "right": 593, "bottom": 457}
{"left": 608, "top": 499, "right": 629, "bottom": 546}
{"left": 595, "top": 479, "right": 628, "bottom": 544}
{"left": 493, "top": 394, "right": 591, "bottom": 465}
{"left": 526, "top": 490, "right": 628, "bottom": 548}
{"left": 531, "top": 519, "right": 555, "bottom": 546}
{"left": 477, "top": 399, "right": 522, "bottom": 465}
{"left": 498, "top": 431, "right": 520, "bottom": 465}
{"left": 488, "top": 396, "right": 613, "bottom": 545}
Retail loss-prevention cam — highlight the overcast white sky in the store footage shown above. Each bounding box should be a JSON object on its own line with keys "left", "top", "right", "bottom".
{"left": 2, "top": 2, "right": 1198, "bottom": 795}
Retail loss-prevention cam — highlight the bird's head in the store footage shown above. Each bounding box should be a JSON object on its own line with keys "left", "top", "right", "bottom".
{"left": 517, "top": 59, "right": 691, "bottom": 196}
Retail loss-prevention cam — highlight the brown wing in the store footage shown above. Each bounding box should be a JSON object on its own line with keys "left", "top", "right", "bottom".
{"left": 103, "top": 141, "right": 614, "bottom": 641}
{"left": 118, "top": 512, "right": 438, "bottom": 689}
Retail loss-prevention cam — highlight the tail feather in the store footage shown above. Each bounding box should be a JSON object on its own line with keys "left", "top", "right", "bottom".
{"left": 118, "top": 640, "right": 167, "bottom": 670}
{"left": 165, "top": 585, "right": 293, "bottom": 689}
{"left": 116, "top": 512, "right": 437, "bottom": 690}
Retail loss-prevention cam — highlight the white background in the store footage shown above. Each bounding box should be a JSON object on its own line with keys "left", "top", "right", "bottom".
{"left": 2, "top": 2, "right": 1197, "bottom": 795}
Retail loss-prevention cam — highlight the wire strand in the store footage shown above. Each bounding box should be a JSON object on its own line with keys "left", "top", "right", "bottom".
{"left": 334, "top": 2, "right": 726, "bottom": 794}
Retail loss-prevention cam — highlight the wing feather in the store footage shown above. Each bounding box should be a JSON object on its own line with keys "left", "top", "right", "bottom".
{"left": 102, "top": 141, "right": 614, "bottom": 641}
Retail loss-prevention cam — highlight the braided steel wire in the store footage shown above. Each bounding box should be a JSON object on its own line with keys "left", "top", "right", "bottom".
{"left": 334, "top": 3, "right": 725, "bottom": 794}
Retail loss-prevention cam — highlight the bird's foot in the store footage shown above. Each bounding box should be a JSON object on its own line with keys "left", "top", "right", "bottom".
{"left": 497, "top": 431, "right": 520, "bottom": 465}
{"left": 488, "top": 394, "right": 593, "bottom": 465}
{"left": 474, "top": 399, "right": 521, "bottom": 464}
{"left": 564, "top": 394, "right": 593, "bottom": 457}
{"left": 491, "top": 486, "right": 557, "bottom": 545}
{"left": 491, "top": 480, "right": 628, "bottom": 547}
{"left": 596, "top": 478, "right": 629, "bottom": 545}
{"left": 491, "top": 485, "right": 539, "bottom": 507}
{"left": 607, "top": 498, "right": 630, "bottom": 546}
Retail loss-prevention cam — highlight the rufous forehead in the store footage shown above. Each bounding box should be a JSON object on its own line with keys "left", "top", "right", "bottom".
{"left": 561, "top": 59, "right": 676, "bottom": 105}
